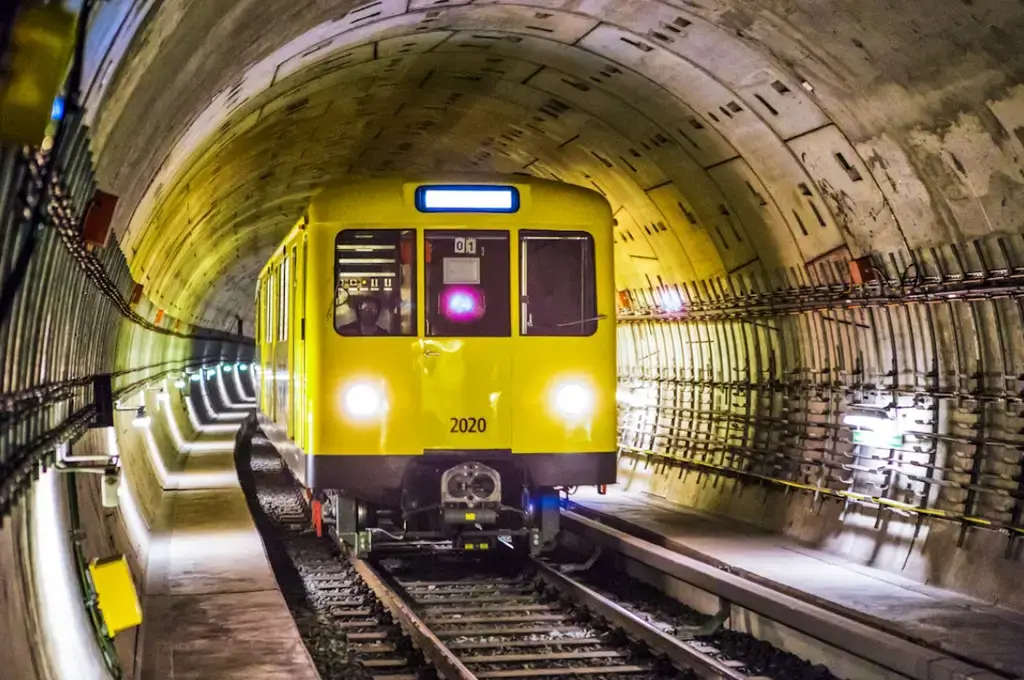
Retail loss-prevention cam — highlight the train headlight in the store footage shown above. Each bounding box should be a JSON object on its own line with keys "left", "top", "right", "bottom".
{"left": 553, "top": 382, "right": 593, "bottom": 417}
{"left": 343, "top": 383, "right": 383, "bottom": 418}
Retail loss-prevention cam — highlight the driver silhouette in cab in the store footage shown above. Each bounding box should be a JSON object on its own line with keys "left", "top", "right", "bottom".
{"left": 340, "top": 297, "right": 391, "bottom": 336}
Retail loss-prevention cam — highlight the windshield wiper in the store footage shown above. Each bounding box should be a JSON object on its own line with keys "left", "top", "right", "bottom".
{"left": 553, "top": 314, "right": 608, "bottom": 327}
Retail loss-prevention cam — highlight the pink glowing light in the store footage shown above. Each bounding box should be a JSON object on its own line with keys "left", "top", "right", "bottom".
{"left": 441, "top": 287, "right": 485, "bottom": 322}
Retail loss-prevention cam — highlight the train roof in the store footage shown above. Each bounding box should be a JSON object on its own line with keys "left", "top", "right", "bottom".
{"left": 257, "top": 173, "right": 613, "bottom": 280}
{"left": 307, "top": 173, "right": 612, "bottom": 223}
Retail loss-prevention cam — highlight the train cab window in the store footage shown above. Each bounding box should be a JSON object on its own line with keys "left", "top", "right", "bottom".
{"left": 519, "top": 231, "right": 597, "bottom": 336}
{"left": 335, "top": 229, "right": 416, "bottom": 336}
{"left": 425, "top": 230, "right": 510, "bottom": 337}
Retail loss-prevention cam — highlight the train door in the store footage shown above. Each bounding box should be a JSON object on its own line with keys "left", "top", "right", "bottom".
{"left": 291, "top": 238, "right": 307, "bottom": 448}
{"left": 420, "top": 230, "right": 512, "bottom": 451}
{"left": 267, "top": 269, "right": 277, "bottom": 419}
{"left": 288, "top": 244, "right": 299, "bottom": 440}
{"left": 275, "top": 257, "right": 289, "bottom": 430}
{"left": 332, "top": 228, "right": 422, "bottom": 456}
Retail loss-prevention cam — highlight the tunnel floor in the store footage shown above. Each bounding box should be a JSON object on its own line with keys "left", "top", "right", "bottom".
{"left": 136, "top": 399, "right": 317, "bottom": 678}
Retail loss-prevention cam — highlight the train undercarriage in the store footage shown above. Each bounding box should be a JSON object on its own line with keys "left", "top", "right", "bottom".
{"left": 317, "top": 459, "right": 562, "bottom": 557}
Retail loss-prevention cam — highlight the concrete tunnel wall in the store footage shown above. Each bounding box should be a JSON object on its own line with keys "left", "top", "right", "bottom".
{"left": 0, "top": 310, "right": 251, "bottom": 680}
{"left": 5, "top": 1, "right": 1024, "bottom": 676}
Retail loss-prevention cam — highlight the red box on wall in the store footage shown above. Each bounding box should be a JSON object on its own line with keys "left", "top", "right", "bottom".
{"left": 849, "top": 256, "right": 877, "bottom": 285}
{"left": 82, "top": 190, "right": 119, "bottom": 247}
{"left": 129, "top": 283, "right": 144, "bottom": 307}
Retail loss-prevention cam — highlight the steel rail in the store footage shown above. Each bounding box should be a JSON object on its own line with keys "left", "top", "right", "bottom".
{"left": 561, "top": 510, "right": 1009, "bottom": 680}
{"left": 531, "top": 559, "right": 746, "bottom": 679}
{"left": 618, "top": 278, "right": 1024, "bottom": 323}
{"left": 342, "top": 541, "right": 477, "bottom": 680}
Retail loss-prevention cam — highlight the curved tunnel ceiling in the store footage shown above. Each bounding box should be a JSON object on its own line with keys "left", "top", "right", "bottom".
{"left": 88, "top": 0, "right": 1024, "bottom": 331}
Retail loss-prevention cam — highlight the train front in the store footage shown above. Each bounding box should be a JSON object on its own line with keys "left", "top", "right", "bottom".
{"left": 309, "top": 177, "right": 617, "bottom": 554}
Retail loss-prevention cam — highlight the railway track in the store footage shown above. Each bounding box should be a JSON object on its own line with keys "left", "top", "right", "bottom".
{"left": 362, "top": 553, "right": 671, "bottom": 679}
{"left": 239, "top": 430, "right": 839, "bottom": 680}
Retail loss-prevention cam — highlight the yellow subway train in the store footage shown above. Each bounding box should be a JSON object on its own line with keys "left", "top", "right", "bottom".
{"left": 255, "top": 174, "right": 616, "bottom": 555}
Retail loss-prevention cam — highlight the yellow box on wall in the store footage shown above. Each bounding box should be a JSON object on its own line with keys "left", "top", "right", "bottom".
{"left": 88, "top": 555, "right": 142, "bottom": 636}
{"left": 0, "top": 3, "right": 78, "bottom": 146}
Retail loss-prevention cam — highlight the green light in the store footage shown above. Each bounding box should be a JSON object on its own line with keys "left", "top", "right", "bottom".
{"left": 852, "top": 430, "right": 904, "bottom": 448}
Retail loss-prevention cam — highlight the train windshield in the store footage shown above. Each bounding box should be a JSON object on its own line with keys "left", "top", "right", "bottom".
{"left": 519, "top": 231, "right": 597, "bottom": 336}
{"left": 424, "top": 230, "right": 511, "bottom": 337}
{"left": 335, "top": 229, "right": 417, "bottom": 336}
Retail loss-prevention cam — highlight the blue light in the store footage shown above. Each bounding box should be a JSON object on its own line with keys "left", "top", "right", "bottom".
{"left": 51, "top": 96, "right": 64, "bottom": 121}
{"left": 190, "top": 374, "right": 201, "bottom": 383}
{"left": 448, "top": 291, "right": 476, "bottom": 315}
{"left": 416, "top": 185, "right": 519, "bottom": 213}
{"left": 223, "top": 365, "right": 233, "bottom": 373}
{"left": 238, "top": 364, "right": 248, "bottom": 372}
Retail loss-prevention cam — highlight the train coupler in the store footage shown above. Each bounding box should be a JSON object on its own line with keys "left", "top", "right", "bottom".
{"left": 442, "top": 507, "right": 498, "bottom": 525}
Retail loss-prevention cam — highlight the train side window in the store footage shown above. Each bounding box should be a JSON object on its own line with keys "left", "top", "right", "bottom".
{"left": 279, "top": 258, "right": 289, "bottom": 342}
{"left": 264, "top": 274, "right": 274, "bottom": 343}
{"left": 335, "top": 229, "right": 417, "bottom": 336}
{"left": 424, "top": 230, "right": 511, "bottom": 338}
{"left": 519, "top": 230, "right": 597, "bottom": 336}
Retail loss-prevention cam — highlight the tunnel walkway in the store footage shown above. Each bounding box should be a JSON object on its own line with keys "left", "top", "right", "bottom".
{"left": 570, "top": 487, "right": 1024, "bottom": 674}
{"left": 134, "top": 371, "right": 317, "bottom": 679}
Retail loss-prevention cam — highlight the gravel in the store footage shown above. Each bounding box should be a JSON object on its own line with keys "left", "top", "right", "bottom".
{"left": 236, "top": 431, "right": 426, "bottom": 679}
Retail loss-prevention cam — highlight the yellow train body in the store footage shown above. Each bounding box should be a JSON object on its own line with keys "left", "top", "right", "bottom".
{"left": 255, "top": 174, "right": 616, "bottom": 551}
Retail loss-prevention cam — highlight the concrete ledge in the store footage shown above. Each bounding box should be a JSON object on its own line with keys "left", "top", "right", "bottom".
{"left": 562, "top": 510, "right": 1007, "bottom": 680}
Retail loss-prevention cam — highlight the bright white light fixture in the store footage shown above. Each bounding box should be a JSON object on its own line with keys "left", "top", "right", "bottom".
{"left": 190, "top": 374, "right": 201, "bottom": 382}
{"left": 554, "top": 382, "right": 593, "bottom": 417}
{"left": 239, "top": 364, "right": 249, "bottom": 372}
{"left": 174, "top": 379, "right": 186, "bottom": 389}
{"left": 843, "top": 413, "right": 896, "bottom": 434}
{"left": 844, "top": 412, "right": 903, "bottom": 448}
{"left": 660, "top": 287, "right": 686, "bottom": 313}
{"left": 420, "top": 187, "right": 515, "bottom": 211}
{"left": 223, "top": 365, "right": 233, "bottom": 373}
{"left": 344, "top": 383, "right": 383, "bottom": 418}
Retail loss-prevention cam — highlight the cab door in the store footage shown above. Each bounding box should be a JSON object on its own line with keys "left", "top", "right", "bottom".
{"left": 420, "top": 230, "right": 512, "bottom": 452}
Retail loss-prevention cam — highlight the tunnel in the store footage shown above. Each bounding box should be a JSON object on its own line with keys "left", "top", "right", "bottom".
{"left": 1, "top": 0, "right": 1023, "bottom": 677}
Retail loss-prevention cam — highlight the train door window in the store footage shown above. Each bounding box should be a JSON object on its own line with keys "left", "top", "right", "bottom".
{"left": 335, "top": 229, "right": 417, "bottom": 336}
{"left": 291, "top": 245, "right": 299, "bottom": 337}
{"left": 425, "top": 230, "right": 510, "bottom": 337}
{"left": 264, "top": 274, "right": 274, "bottom": 343}
{"left": 278, "top": 258, "right": 290, "bottom": 342}
{"left": 519, "top": 230, "right": 597, "bottom": 336}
